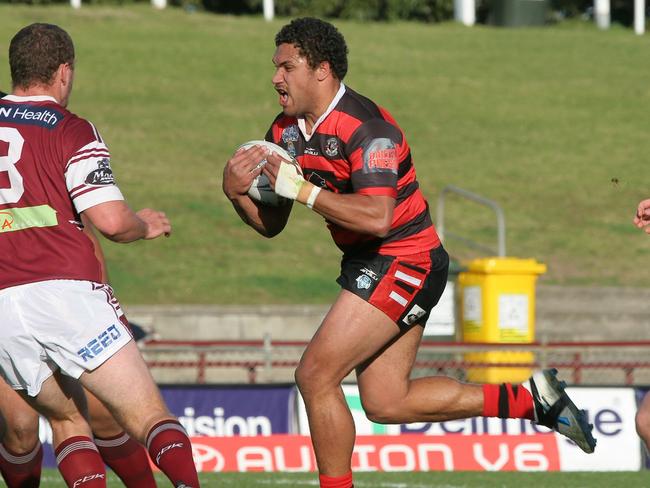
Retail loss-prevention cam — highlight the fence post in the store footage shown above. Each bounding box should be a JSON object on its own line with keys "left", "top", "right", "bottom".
{"left": 263, "top": 0, "right": 274, "bottom": 21}
{"left": 634, "top": 0, "right": 645, "bottom": 35}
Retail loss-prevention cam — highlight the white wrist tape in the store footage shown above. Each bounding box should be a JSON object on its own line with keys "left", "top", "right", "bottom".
{"left": 305, "top": 186, "right": 321, "bottom": 209}
{"left": 275, "top": 160, "right": 305, "bottom": 200}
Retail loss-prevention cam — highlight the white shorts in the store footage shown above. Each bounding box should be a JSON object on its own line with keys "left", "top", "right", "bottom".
{"left": 0, "top": 280, "right": 133, "bottom": 396}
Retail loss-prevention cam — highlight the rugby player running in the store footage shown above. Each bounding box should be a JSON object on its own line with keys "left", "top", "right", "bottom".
{"left": 223, "top": 17, "right": 596, "bottom": 488}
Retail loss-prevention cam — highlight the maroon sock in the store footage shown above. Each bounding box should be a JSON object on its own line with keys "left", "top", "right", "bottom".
{"left": 95, "top": 432, "right": 156, "bottom": 488}
{"left": 0, "top": 441, "right": 42, "bottom": 488}
{"left": 146, "top": 420, "right": 198, "bottom": 487}
{"left": 319, "top": 471, "right": 353, "bottom": 488}
{"left": 482, "top": 383, "right": 534, "bottom": 420}
{"left": 55, "top": 436, "right": 106, "bottom": 487}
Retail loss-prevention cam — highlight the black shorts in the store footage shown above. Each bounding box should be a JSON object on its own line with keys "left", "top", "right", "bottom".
{"left": 336, "top": 246, "right": 449, "bottom": 329}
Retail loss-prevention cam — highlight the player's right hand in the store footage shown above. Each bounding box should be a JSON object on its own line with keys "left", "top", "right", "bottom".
{"left": 137, "top": 208, "right": 172, "bottom": 239}
{"left": 222, "top": 145, "right": 266, "bottom": 200}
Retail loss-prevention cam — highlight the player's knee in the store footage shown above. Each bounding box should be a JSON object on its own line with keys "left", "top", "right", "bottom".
{"left": 294, "top": 359, "right": 340, "bottom": 399}
{"left": 89, "top": 410, "right": 122, "bottom": 438}
{"left": 3, "top": 418, "right": 39, "bottom": 451}
{"left": 361, "top": 396, "right": 400, "bottom": 424}
{"left": 294, "top": 361, "right": 314, "bottom": 395}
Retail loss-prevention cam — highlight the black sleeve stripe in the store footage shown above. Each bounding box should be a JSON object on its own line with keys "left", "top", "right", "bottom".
{"left": 395, "top": 181, "right": 419, "bottom": 206}
{"left": 346, "top": 118, "right": 403, "bottom": 155}
{"left": 398, "top": 153, "right": 413, "bottom": 179}
{"left": 351, "top": 169, "right": 398, "bottom": 191}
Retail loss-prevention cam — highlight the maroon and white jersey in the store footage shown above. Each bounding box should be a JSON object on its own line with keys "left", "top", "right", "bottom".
{"left": 266, "top": 85, "right": 440, "bottom": 258}
{"left": 0, "top": 94, "right": 124, "bottom": 290}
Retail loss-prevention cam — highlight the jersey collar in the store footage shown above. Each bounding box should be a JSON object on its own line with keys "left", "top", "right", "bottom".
{"left": 298, "top": 83, "right": 346, "bottom": 142}
{"left": 2, "top": 94, "right": 59, "bottom": 104}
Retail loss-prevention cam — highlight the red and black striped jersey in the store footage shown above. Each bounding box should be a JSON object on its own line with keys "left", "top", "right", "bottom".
{"left": 265, "top": 85, "right": 440, "bottom": 257}
{"left": 0, "top": 94, "right": 124, "bottom": 290}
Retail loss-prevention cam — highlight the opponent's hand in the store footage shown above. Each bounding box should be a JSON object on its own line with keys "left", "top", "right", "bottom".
{"left": 136, "top": 208, "right": 172, "bottom": 239}
{"left": 222, "top": 145, "right": 266, "bottom": 200}
{"left": 634, "top": 198, "right": 650, "bottom": 234}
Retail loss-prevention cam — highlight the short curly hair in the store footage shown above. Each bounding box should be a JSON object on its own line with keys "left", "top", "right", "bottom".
{"left": 9, "top": 23, "right": 75, "bottom": 89}
{"left": 275, "top": 17, "right": 348, "bottom": 81}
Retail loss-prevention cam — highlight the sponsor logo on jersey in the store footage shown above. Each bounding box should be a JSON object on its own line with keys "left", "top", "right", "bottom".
{"left": 0, "top": 211, "right": 14, "bottom": 231}
{"left": 356, "top": 274, "right": 372, "bottom": 290}
{"left": 85, "top": 158, "right": 115, "bottom": 185}
{"left": 403, "top": 304, "right": 426, "bottom": 325}
{"left": 0, "top": 205, "right": 57, "bottom": 233}
{"left": 304, "top": 147, "right": 319, "bottom": 156}
{"left": 325, "top": 137, "right": 339, "bottom": 158}
{"left": 0, "top": 104, "right": 62, "bottom": 129}
{"left": 363, "top": 138, "right": 398, "bottom": 173}
{"left": 77, "top": 324, "right": 122, "bottom": 362}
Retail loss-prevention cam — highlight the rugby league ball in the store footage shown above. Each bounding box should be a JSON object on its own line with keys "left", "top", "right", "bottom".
{"left": 236, "top": 140, "right": 295, "bottom": 206}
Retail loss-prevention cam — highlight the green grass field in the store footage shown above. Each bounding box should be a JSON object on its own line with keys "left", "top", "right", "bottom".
{"left": 1, "top": 6, "right": 649, "bottom": 305}
{"left": 35, "top": 469, "right": 650, "bottom": 487}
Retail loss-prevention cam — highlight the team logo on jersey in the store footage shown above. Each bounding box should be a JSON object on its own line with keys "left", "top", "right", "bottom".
{"left": 325, "top": 137, "right": 339, "bottom": 158}
{"left": 403, "top": 304, "right": 427, "bottom": 326}
{"left": 282, "top": 125, "right": 299, "bottom": 158}
{"left": 363, "top": 138, "right": 398, "bottom": 174}
{"left": 282, "top": 125, "right": 299, "bottom": 143}
{"left": 355, "top": 274, "right": 372, "bottom": 290}
{"left": 85, "top": 159, "right": 115, "bottom": 186}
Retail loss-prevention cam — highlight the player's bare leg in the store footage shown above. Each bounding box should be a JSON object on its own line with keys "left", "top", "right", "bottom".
{"left": 296, "top": 291, "right": 484, "bottom": 479}
{"left": 0, "top": 381, "right": 42, "bottom": 488}
{"left": 295, "top": 290, "right": 404, "bottom": 478}
{"left": 22, "top": 372, "right": 106, "bottom": 487}
{"left": 80, "top": 340, "right": 199, "bottom": 487}
{"left": 357, "top": 324, "right": 483, "bottom": 424}
{"left": 85, "top": 390, "right": 156, "bottom": 488}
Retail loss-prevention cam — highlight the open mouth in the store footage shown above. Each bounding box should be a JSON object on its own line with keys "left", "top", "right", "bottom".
{"left": 275, "top": 87, "right": 288, "bottom": 106}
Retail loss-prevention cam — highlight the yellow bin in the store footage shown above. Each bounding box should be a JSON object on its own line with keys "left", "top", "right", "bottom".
{"left": 458, "top": 257, "right": 546, "bottom": 383}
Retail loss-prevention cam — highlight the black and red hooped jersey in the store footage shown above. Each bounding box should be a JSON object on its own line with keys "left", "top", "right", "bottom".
{"left": 266, "top": 85, "right": 441, "bottom": 258}
{"left": 0, "top": 94, "right": 124, "bottom": 290}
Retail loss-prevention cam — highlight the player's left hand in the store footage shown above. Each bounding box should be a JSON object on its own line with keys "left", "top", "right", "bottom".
{"left": 263, "top": 152, "right": 307, "bottom": 201}
{"left": 634, "top": 198, "right": 650, "bottom": 234}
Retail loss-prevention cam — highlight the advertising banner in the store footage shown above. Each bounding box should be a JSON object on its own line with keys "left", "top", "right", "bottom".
{"left": 296, "top": 385, "right": 642, "bottom": 471}
{"left": 188, "top": 433, "right": 560, "bottom": 473}
{"left": 161, "top": 384, "right": 297, "bottom": 437}
{"left": 33, "top": 383, "right": 645, "bottom": 472}
{"left": 39, "top": 384, "right": 296, "bottom": 468}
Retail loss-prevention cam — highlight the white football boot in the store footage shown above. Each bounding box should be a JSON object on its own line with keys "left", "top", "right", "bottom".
{"left": 527, "top": 368, "right": 596, "bottom": 454}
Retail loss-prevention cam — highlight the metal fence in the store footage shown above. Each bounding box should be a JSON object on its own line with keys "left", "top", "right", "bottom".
{"left": 140, "top": 337, "right": 650, "bottom": 386}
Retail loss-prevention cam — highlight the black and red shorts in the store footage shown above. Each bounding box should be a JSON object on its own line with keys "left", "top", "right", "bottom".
{"left": 336, "top": 246, "right": 449, "bottom": 329}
